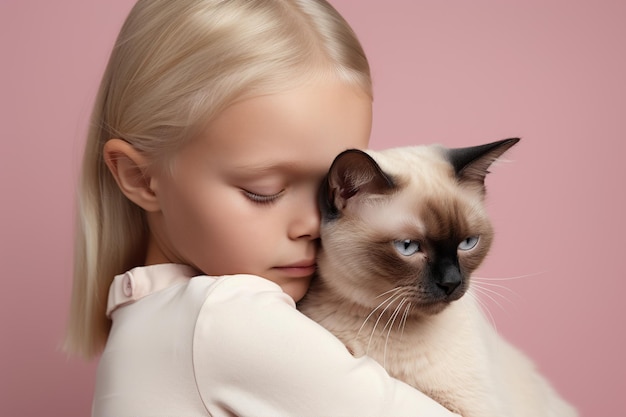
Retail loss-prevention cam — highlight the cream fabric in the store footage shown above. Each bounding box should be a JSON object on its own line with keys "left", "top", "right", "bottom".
{"left": 93, "top": 263, "right": 459, "bottom": 417}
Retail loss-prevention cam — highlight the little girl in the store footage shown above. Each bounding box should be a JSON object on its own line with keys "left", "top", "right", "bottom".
{"left": 65, "top": 1, "right": 461, "bottom": 415}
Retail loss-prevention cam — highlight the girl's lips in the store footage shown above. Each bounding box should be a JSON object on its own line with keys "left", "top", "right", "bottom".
{"left": 273, "top": 262, "right": 317, "bottom": 277}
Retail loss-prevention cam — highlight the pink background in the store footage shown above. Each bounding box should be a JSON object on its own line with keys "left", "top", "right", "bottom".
{"left": 1, "top": 1, "right": 624, "bottom": 416}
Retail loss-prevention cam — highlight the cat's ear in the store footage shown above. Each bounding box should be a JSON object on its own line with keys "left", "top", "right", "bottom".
{"left": 320, "top": 149, "right": 395, "bottom": 219}
{"left": 447, "top": 138, "right": 520, "bottom": 193}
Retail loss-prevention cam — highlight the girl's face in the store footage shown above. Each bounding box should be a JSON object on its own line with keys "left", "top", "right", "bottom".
{"left": 146, "top": 82, "right": 372, "bottom": 301}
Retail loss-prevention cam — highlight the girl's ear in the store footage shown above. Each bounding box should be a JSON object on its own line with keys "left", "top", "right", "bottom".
{"left": 103, "top": 139, "right": 161, "bottom": 212}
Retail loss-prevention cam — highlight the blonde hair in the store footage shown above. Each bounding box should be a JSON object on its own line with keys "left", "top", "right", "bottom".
{"left": 65, "top": 0, "right": 371, "bottom": 358}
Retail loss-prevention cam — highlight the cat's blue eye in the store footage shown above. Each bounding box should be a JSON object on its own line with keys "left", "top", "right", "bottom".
{"left": 458, "top": 236, "right": 479, "bottom": 251}
{"left": 393, "top": 239, "right": 420, "bottom": 256}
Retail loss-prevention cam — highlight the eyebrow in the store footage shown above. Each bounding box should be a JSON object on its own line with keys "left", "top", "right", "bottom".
{"left": 232, "top": 161, "right": 324, "bottom": 178}
{"left": 233, "top": 161, "right": 299, "bottom": 172}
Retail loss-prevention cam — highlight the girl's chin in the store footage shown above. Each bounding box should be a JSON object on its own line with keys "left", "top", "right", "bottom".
{"left": 279, "top": 276, "right": 312, "bottom": 302}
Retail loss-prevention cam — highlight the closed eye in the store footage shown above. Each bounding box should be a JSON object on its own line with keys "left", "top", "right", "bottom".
{"left": 458, "top": 236, "right": 479, "bottom": 251}
{"left": 242, "top": 189, "right": 284, "bottom": 205}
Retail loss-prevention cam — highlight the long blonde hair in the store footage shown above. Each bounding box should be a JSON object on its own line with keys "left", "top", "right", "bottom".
{"left": 65, "top": 0, "right": 371, "bottom": 358}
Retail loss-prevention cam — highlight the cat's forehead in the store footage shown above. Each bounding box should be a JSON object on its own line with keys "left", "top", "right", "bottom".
{"left": 356, "top": 144, "right": 489, "bottom": 239}
{"left": 367, "top": 145, "right": 453, "bottom": 188}
{"left": 350, "top": 195, "right": 426, "bottom": 238}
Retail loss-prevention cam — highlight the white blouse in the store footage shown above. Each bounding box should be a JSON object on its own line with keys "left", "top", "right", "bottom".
{"left": 93, "top": 263, "right": 459, "bottom": 417}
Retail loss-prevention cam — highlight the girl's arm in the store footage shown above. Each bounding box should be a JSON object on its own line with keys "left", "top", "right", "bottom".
{"left": 192, "top": 274, "right": 460, "bottom": 417}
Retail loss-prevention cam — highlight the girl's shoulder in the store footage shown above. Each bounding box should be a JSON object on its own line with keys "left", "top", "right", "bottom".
{"left": 107, "top": 263, "right": 292, "bottom": 318}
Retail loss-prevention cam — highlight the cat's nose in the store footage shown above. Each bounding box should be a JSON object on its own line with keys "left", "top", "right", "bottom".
{"left": 436, "top": 265, "right": 462, "bottom": 296}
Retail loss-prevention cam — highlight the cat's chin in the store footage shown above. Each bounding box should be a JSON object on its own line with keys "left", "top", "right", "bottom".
{"left": 411, "top": 300, "right": 454, "bottom": 317}
{"left": 409, "top": 289, "right": 467, "bottom": 316}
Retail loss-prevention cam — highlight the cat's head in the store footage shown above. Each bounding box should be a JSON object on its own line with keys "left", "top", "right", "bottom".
{"left": 317, "top": 138, "right": 519, "bottom": 316}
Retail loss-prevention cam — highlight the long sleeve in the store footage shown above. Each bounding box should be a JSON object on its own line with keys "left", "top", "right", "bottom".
{"left": 192, "top": 274, "right": 460, "bottom": 417}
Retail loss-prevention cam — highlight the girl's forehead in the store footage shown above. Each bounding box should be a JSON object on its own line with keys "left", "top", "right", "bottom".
{"left": 188, "top": 82, "right": 372, "bottom": 162}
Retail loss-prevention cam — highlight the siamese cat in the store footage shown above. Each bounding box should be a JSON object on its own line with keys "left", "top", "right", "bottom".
{"left": 299, "top": 138, "right": 577, "bottom": 417}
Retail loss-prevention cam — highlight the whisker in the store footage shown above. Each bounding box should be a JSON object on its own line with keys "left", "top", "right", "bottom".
{"left": 473, "top": 285, "right": 504, "bottom": 310}
{"left": 474, "top": 280, "right": 522, "bottom": 307}
{"left": 375, "top": 287, "right": 405, "bottom": 299}
{"left": 366, "top": 292, "right": 404, "bottom": 355}
{"left": 383, "top": 296, "right": 408, "bottom": 368}
{"left": 473, "top": 282, "right": 516, "bottom": 304}
{"left": 472, "top": 279, "right": 518, "bottom": 294}
{"left": 472, "top": 285, "right": 508, "bottom": 313}
{"left": 356, "top": 288, "right": 402, "bottom": 340}
{"left": 466, "top": 291, "right": 499, "bottom": 334}
{"left": 399, "top": 302, "right": 412, "bottom": 340}
{"left": 382, "top": 294, "right": 407, "bottom": 333}
{"left": 472, "top": 270, "right": 547, "bottom": 282}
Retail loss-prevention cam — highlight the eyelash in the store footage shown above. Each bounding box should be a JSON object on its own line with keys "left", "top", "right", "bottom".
{"left": 243, "top": 190, "right": 284, "bottom": 205}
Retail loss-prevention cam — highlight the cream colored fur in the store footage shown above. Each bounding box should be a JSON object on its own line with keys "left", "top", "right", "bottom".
{"left": 300, "top": 144, "right": 577, "bottom": 417}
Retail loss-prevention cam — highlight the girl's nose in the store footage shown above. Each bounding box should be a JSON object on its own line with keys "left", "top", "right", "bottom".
{"left": 288, "top": 195, "right": 321, "bottom": 240}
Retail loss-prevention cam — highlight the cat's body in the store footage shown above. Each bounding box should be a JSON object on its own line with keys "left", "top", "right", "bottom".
{"left": 299, "top": 139, "right": 577, "bottom": 417}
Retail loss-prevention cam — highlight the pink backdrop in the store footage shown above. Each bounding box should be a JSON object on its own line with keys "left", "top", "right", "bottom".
{"left": 1, "top": 1, "right": 624, "bottom": 416}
